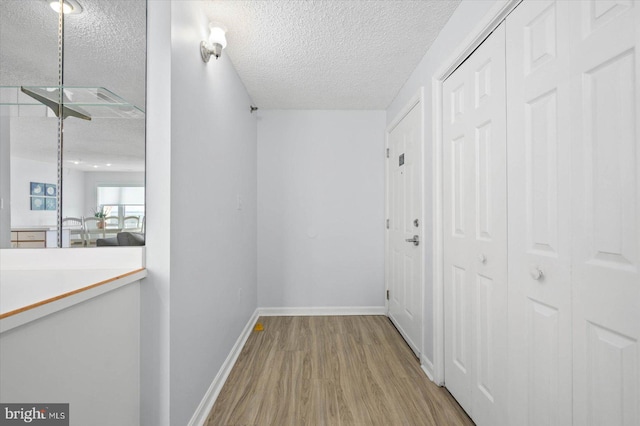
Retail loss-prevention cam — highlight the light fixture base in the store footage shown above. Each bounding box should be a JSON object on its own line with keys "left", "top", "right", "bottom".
{"left": 201, "top": 41, "right": 212, "bottom": 63}
{"left": 201, "top": 41, "right": 223, "bottom": 62}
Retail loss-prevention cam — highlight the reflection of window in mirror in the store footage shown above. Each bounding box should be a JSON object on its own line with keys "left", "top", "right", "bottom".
{"left": 97, "top": 185, "right": 145, "bottom": 233}
{"left": 0, "top": 0, "right": 146, "bottom": 248}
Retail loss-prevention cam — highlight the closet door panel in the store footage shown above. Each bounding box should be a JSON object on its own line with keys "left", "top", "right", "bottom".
{"left": 506, "top": 1, "right": 573, "bottom": 425}
{"left": 444, "top": 23, "right": 507, "bottom": 426}
{"left": 471, "top": 26, "right": 508, "bottom": 424}
{"left": 444, "top": 61, "right": 474, "bottom": 414}
{"left": 571, "top": 1, "right": 640, "bottom": 425}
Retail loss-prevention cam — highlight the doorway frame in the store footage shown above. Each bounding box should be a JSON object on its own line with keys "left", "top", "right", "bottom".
{"left": 431, "top": 0, "right": 522, "bottom": 385}
{"left": 385, "top": 87, "right": 425, "bottom": 360}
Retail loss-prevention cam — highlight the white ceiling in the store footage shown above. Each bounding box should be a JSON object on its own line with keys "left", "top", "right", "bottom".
{"left": 201, "top": 0, "right": 460, "bottom": 109}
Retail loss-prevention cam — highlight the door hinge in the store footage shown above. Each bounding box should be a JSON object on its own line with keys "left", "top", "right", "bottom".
{"left": 386, "top": 218, "right": 390, "bottom": 229}
{"left": 386, "top": 290, "right": 390, "bottom": 300}
{"left": 386, "top": 148, "right": 390, "bottom": 158}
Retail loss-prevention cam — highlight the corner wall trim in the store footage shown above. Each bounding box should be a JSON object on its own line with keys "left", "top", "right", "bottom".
{"left": 187, "top": 308, "right": 259, "bottom": 426}
{"left": 258, "top": 306, "right": 387, "bottom": 316}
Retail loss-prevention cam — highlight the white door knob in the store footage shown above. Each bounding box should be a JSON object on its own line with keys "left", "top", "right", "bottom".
{"left": 530, "top": 267, "right": 544, "bottom": 281}
{"left": 478, "top": 254, "right": 487, "bottom": 264}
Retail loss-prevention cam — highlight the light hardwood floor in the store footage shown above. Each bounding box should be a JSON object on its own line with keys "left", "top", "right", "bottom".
{"left": 206, "top": 315, "right": 473, "bottom": 426}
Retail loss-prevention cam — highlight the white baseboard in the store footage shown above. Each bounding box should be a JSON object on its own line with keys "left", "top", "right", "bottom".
{"left": 187, "top": 308, "right": 259, "bottom": 426}
{"left": 258, "top": 306, "right": 387, "bottom": 316}
{"left": 421, "top": 357, "right": 435, "bottom": 382}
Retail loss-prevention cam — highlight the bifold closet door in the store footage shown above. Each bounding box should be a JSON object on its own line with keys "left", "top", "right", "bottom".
{"left": 443, "top": 23, "right": 508, "bottom": 426}
{"left": 570, "top": 1, "right": 640, "bottom": 425}
{"left": 506, "top": 1, "right": 573, "bottom": 425}
{"left": 506, "top": 1, "right": 640, "bottom": 425}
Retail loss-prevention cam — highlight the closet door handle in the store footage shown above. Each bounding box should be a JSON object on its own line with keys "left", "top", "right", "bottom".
{"left": 478, "top": 254, "right": 487, "bottom": 264}
{"left": 530, "top": 267, "right": 544, "bottom": 281}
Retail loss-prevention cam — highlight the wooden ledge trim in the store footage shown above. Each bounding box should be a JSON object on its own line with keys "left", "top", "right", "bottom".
{"left": 0, "top": 268, "right": 146, "bottom": 320}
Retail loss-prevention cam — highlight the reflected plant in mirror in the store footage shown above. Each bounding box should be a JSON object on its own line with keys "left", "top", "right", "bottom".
{"left": 0, "top": 0, "right": 146, "bottom": 248}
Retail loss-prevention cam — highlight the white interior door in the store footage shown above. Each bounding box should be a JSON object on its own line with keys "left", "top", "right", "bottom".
{"left": 387, "top": 100, "right": 423, "bottom": 357}
{"left": 570, "top": 1, "right": 640, "bottom": 425}
{"left": 505, "top": 1, "right": 573, "bottom": 425}
{"left": 442, "top": 23, "right": 508, "bottom": 426}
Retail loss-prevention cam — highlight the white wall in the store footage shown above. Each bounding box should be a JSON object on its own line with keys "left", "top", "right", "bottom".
{"left": 386, "top": 0, "right": 501, "bottom": 370}
{"left": 0, "top": 282, "right": 140, "bottom": 426}
{"left": 62, "top": 167, "right": 84, "bottom": 219}
{"left": 257, "top": 110, "right": 385, "bottom": 309}
{"left": 0, "top": 109, "right": 10, "bottom": 247}
{"left": 141, "top": 1, "right": 171, "bottom": 425}
{"left": 145, "top": 2, "right": 259, "bottom": 425}
{"left": 9, "top": 156, "right": 57, "bottom": 228}
{"left": 8, "top": 157, "right": 85, "bottom": 228}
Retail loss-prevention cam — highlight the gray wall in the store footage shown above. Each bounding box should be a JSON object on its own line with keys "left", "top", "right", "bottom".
{"left": 169, "top": 2, "right": 258, "bottom": 423}
{"left": 257, "top": 110, "right": 385, "bottom": 308}
{"left": 144, "top": 1, "right": 259, "bottom": 425}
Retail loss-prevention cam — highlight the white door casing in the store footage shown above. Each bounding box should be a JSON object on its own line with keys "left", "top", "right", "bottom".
{"left": 506, "top": 1, "right": 573, "bottom": 425}
{"left": 570, "top": 1, "right": 640, "bottom": 425}
{"left": 442, "top": 23, "right": 508, "bottom": 426}
{"left": 386, "top": 95, "right": 423, "bottom": 358}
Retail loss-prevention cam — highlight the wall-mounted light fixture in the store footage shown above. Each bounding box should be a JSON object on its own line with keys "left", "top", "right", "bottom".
{"left": 48, "top": 0, "right": 83, "bottom": 14}
{"left": 201, "top": 23, "right": 227, "bottom": 62}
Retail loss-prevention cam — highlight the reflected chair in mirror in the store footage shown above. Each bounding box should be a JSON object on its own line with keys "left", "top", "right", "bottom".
{"left": 83, "top": 217, "right": 106, "bottom": 246}
{"left": 123, "top": 216, "right": 141, "bottom": 232}
{"left": 104, "top": 216, "right": 121, "bottom": 230}
{"left": 104, "top": 216, "right": 121, "bottom": 239}
{"left": 62, "top": 217, "right": 85, "bottom": 247}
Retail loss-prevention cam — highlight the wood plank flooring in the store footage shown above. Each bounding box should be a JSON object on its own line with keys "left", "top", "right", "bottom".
{"left": 206, "top": 316, "right": 473, "bottom": 426}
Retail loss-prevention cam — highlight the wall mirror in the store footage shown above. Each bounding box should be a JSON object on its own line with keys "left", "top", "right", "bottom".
{"left": 0, "top": 0, "right": 146, "bottom": 248}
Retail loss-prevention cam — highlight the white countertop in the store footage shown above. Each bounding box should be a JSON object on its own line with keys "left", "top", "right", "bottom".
{"left": 0, "top": 267, "right": 146, "bottom": 332}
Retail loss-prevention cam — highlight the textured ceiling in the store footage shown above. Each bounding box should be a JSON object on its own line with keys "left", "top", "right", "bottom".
{"left": 0, "top": 0, "right": 146, "bottom": 171}
{"left": 0, "top": 0, "right": 146, "bottom": 108}
{"left": 1, "top": 0, "right": 460, "bottom": 170}
{"left": 201, "top": 0, "right": 460, "bottom": 109}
